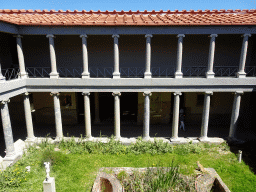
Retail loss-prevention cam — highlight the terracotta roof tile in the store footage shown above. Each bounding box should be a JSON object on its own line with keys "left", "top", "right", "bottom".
{"left": 0, "top": 9, "right": 256, "bottom": 26}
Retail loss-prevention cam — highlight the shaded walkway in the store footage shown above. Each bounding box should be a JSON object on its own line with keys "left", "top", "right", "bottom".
{"left": 1, "top": 120, "right": 256, "bottom": 157}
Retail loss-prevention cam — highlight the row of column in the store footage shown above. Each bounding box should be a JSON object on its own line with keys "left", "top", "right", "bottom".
{"left": 0, "top": 33, "right": 250, "bottom": 81}
{"left": 0, "top": 90, "right": 244, "bottom": 158}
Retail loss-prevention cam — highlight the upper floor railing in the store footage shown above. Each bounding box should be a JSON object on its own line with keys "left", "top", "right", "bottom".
{"left": 1, "top": 66, "right": 256, "bottom": 80}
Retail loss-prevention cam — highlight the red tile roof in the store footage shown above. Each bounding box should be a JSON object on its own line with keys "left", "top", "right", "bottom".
{"left": 0, "top": 9, "right": 255, "bottom": 26}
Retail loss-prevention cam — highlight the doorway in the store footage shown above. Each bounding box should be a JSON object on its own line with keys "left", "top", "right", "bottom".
{"left": 120, "top": 92, "right": 138, "bottom": 124}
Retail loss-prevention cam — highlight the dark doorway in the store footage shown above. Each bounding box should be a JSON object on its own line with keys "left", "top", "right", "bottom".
{"left": 99, "top": 92, "right": 114, "bottom": 123}
{"left": 120, "top": 92, "right": 138, "bottom": 124}
{"left": 76, "top": 92, "right": 95, "bottom": 124}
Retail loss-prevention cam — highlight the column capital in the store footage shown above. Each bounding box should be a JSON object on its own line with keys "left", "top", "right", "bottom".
{"left": 209, "top": 34, "right": 218, "bottom": 38}
{"left": 143, "top": 91, "right": 152, "bottom": 97}
{"left": 177, "top": 34, "right": 185, "bottom": 38}
{"left": 173, "top": 92, "right": 182, "bottom": 96}
{"left": 0, "top": 99, "right": 10, "bottom": 105}
{"left": 112, "top": 92, "right": 121, "bottom": 97}
{"left": 14, "top": 35, "right": 23, "bottom": 38}
{"left": 82, "top": 92, "right": 90, "bottom": 96}
{"left": 80, "top": 34, "right": 88, "bottom": 38}
{"left": 145, "top": 34, "right": 153, "bottom": 38}
{"left": 46, "top": 34, "right": 55, "bottom": 38}
{"left": 50, "top": 92, "right": 60, "bottom": 96}
{"left": 234, "top": 91, "right": 244, "bottom": 95}
{"left": 205, "top": 91, "right": 213, "bottom": 95}
{"left": 112, "top": 34, "right": 120, "bottom": 38}
{"left": 242, "top": 34, "right": 251, "bottom": 38}
{"left": 24, "top": 92, "right": 30, "bottom": 96}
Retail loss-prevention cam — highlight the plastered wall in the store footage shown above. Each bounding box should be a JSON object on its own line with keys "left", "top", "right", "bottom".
{"left": 1, "top": 33, "right": 255, "bottom": 69}
{"left": 137, "top": 92, "right": 172, "bottom": 125}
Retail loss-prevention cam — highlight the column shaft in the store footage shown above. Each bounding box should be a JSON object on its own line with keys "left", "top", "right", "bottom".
{"left": 0, "top": 62, "right": 5, "bottom": 81}
{"left": 112, "top": 92, "right": 121, "bottom": 139}
{"left": 144, "top": 34, "right": 153, "bottom": 78}
{"left": 237, "top": 34, "right": 251, "bottom": 78}
{"left": 50, "top": 92, "right": 63, "bottom": 139}
{"left": 171, "top": 92, "right": 182, "bottom": 141}
{"left": 15, "top": 35, "right": 28, "bottom": 79}
{"left": 112, "top": 35, "right": 120, "bottom": 78}
{"left": 82, "top": 92, "right": 92, "bottom": 139}
{"left": 206, "top": 34, "right": 217, "bottom": 78}
{"left": 47, "top": 34, "right": 59, "bottom": 78}
{"left": 80, "top": 35, "right": 90, "bottom": 78}
{"left": 94, "top": 92, "right": 100, "bottom": 124}
{"left": 143, "top": 91, "right": 152, "bottom": 140}
{"left": 229, "top": 91, "right": 243, "bottom": 139}
{"left": 23, "top": 92, "right": 35, "bottom": 140}
{"left": 175, "top": 34, "right": 185, "bottom": 78}
{"left": 0, "top": 100, "right": 15, "bottom": 157}
{"left": 199, "top": 92, "right": 213, "bottom": 141}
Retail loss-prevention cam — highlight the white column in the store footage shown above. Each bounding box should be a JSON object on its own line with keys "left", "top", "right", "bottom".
{"left": 229, "top": 91, "right": 243, "bottom": 140}
{"left": 0, "top": 99, "right": 16, "bottom": 158}
{"left": 14, "top": 35, "right": 28, "bottom": 79}
{"left": 171, "top": 92, "right": 182, "bottom": 141}
{"left": 94, "top": 92, "right": 101, "bottom": 124}
{"left": 80, "top": 35, "right": 90, "bottom": 78}
{"left": 143, "top": 91, "right": 152, "bottom": 140}
{"left": 112, "top": 34, "right": 120, "bottom": 79}
{"left": 206, "top": 34, "right": 218, "bottom": 78}
{"left": 112, "top": 92, "right": 121, "bottom": 139}
{"left": 46, "top": 34, "right": 59, "bottom": 79}
{"left": 82, "top": 92, "right": 93, "bottom": 140}
{"left": 0, "top": 62, "right": 5, "bottom": 81}
{"left": 199, "top": 91, "right": 213, "bottom": 141}
{"left": 237, "top": 34, "right": 251, "bottom": 78}
{"left": 23, "top": 92, "right": 35, "bottom": 141}
{"left": 175, "top": 34, "right": 185, "bottom": 78}
{"left": 144, "top": 34, "right": 153, "bottom": 79}
{"left": 50, "top": 92, "right": 63, "bottom": 139}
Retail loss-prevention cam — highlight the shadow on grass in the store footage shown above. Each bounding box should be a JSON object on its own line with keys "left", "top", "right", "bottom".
{"left": 228, "top": 139, "right": 256, "bottom": 174}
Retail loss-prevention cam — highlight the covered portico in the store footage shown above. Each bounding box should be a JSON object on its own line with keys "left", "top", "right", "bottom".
{"left": 1, "top": 9, "right": 256, "bottom": 169}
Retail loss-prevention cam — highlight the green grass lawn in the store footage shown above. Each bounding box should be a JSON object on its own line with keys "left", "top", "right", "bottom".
{"left": 0, "top": 136, "right": 256, "bottom": 191}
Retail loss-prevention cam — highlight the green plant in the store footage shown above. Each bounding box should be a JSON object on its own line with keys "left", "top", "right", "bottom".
{"left": 117, "top": 170, "right": 129, "bottom": 181}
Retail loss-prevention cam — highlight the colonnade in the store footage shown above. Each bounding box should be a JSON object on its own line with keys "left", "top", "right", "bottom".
{"left": 0, "top": 90, "right": 244, "bottom": 158}
{"left": 0, "top": 33, "right": 251, "bottom": 80}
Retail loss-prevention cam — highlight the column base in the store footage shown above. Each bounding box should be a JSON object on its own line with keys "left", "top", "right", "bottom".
{"left": 0, "top": 75, "right": 6, "bottom": 81}
{"left": 50, "top": 72, "right": 59, "bottom": 79}
{"left": 114, "top": 136, "right": 122, "bottom": 141}
{"left": 198, "top": 136, "right": 210, "bottom": 142}
{"left": 206, "top": 71, "right": 215, "bottom": 78}
{"left": 227, "top": 137, "right": 245, "bottom": 144}
{"left": 1, "top": 153, "right": 21, "bottom": 170}
{"left": 54, "top": 137, "right": 64, "bottom": 142}
{"left": 86, "top": 136, "right": 94, "bottom": 141}
{"left": 144, "top": 72, "right": 152, "bottom": 79}
{"left": 20, "top": 72, "right": 29, "bottom": 79}
{"left": 142, "top": 136, "right": 151, "bottom": 141}
{"left": 25, "top": 137, "right": 37, "bottom": 146}
{"left": 236, "top": 71, "right": 246, "bottom": 78}
{"left": 170, "top": 137, "right": 181, "bottom": 142}
{"left": 81, "top": 72, "right": 90, "bottom": 79}
{"left": 112, "top": 72, "right": 120, "bottom": 79}
{"left": 174, "top": 71, "right": 183, "bottom": 78}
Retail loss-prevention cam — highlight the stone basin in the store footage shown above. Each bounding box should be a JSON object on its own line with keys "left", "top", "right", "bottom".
{"left": 91, "top": 167, "right": 231, "bottom": 192}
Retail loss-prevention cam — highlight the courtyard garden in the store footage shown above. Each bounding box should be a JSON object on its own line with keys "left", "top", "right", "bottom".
{"left": 0, "top": 135, "right": 256, "bottom": 191}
